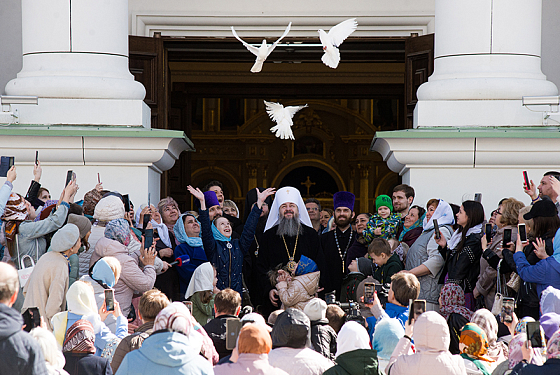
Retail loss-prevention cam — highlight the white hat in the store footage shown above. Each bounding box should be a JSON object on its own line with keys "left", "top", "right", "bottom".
{"left": 303, "top": 298, "right": 327, "bottom": 322}
{"left": 264, "top": 186, "right": 313, "bottom": 232}
{"left": 93, "top": 196, "right": 125, "bottom": 222}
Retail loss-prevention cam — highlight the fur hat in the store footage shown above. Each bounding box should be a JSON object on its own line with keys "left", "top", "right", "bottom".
{"left": 375, "top": 195, "right": 393, "bottom": 212}
{"left": 67, "top": 214, "right": 92, "bottom": 238}
{"left": 50, "top": 224, "right": 80, "bottom": 252}
{"left": 303, "top": 298, "right": 327, "bottom": 321}
{"left": 93, "top": 196, "right": 124, "bottom": 222}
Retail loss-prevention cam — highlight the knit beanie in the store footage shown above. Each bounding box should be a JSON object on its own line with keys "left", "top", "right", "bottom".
{"left": 375, "top": 195, "right": 393, "bottom": 212}
{"left": 303, "top": 298, "right": 327, "bottom": 322}
{"left": 93, "top": 196, "right": 125, "bottom": 222}
{"left": 49, "top": 224, "right": 80, "bottom": 252}
{"left": 67, "top": 214, "right": 92, "bottom": 238}
{"left": 238, "top": 324, "right": 272, "bottom": 355}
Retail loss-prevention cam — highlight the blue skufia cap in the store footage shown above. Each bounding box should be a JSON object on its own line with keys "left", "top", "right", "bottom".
{"left": 295, "top": 255, "right": 318, "bottom": 276}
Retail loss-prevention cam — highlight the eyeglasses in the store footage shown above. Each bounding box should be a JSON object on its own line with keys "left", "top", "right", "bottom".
{"left": 307, "top": 207, "right": 319, "bottom": 211}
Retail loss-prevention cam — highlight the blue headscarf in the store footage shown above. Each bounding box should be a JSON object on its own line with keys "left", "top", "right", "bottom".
{"left": 552, "top": 227, "right": 560, "bottom": 263}
{"left": 91, "top": 258, "right": 116, "bottom": 288}
{"left": 211, "top": 221, "right": 231, "bottom": 242}
{"left": 173, "top": 213, "right": 203, "bottom": 247}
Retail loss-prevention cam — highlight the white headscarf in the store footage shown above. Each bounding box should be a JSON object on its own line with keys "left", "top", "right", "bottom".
{"left": 423, "top": 199, "right": 455, "bottom": 231}
{"left": 66, "top": 281, "right": 98, "bottom": 316}
{"left": 185, "top": 262, "right": 214, "bottom": 300}
{"left": 541, "top": 286, "right": 560, "bottom": 314}
{"left": 264, "top": 186, "right": 313, "bottom": 232}
{"left": 335, "top": 321, "right": 371, "bottom": 357}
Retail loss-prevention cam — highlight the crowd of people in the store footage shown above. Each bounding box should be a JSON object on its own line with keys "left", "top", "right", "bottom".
{"left": 3, "top": 161, "right": 560, "bottom": 375}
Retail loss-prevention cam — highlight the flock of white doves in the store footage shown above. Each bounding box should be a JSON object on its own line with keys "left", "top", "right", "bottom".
{"left": 231, "top": 19, "right": 358, "bottom": 140}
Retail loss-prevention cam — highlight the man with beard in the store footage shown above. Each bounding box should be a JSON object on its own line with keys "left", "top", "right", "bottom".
{"left": 392, "top": 184, "right": 415, "bottom": 216}
{"left": 320, "top": 191, "right": 356, "bottom": 299}
{"left": 256, "top": 187, "right": 322, "bottom": 314}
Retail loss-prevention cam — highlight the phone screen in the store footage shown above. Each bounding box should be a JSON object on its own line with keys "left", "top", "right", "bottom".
{"left": 526, "top": 321, "right": 543, "bottom": 347}
{"left": 104, "top": 289, "right": 114, "bottom": 311}
{"left": 474, "top": 193, "right": 482, "bottom": 203}
{"left": 65, "top": 170, "right": 74, "bottom": 187}
{"left": 0, "top": 156, "right": 15, "bottom": 178}
{"left": 502, "top": 229, "right": 512, "bottom": 248}
{"left": 502, "top": 298, "right": 515, "bottom": 323}
{"left": 408, "top": 299, "right": 426, "bottom": 324}
{"left": 518, "top": 224, "right": 527, "bottom": 242}
{"left": 523, "top": 171, "right": 530, "bottom": 188}
{"left": 143, "top": 214, "right": 151, "bottom": 230}
{"left": 225, "top": 318, "right": 243, "bottom": 350}
{"left": 144, "top": 229, "right": 153, "bottom": 250}
{"left": 35, "top": 151, "right": 38, "bottom": 165}
{"left": 485, "top": 223, "right": 492, "bottom": 243}
{"left": 22, "top": 307, "right": 41, "bottom": 332}
{"left": 364, "top": 282, "right": 375, "bottom": 304}
{"left": 123, "top": 194, "right": 131, "bottom": 212}
{"left": 433, "top": 219, "right": 440, "bottom": 239}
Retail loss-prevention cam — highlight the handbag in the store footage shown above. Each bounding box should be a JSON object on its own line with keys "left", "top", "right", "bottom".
{"left": 507, "top": 272, "right": 521, "bottom": 292}
{"left": 491, "top": 260, "right": 504, "bottom": 315}
{"left": 17, "top": 235, "right": 39, "bottom": 288}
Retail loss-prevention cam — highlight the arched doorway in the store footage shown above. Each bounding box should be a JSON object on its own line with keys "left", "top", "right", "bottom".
{"left": 279, "top": 166, "right": 339, "bottom": 208}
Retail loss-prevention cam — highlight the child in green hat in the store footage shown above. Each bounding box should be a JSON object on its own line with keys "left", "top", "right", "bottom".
{"left": 362, "top": 194, "right": 402, "bottom": 243}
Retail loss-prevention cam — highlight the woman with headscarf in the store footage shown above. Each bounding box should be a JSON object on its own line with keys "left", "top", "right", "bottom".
{"left": 436, "top": 200, "right": 485, "bottom": 310}
{"left": 214, "top": 324, "right": 288, "bottom": 375}
{"left": 505, "top": 331, "right": 546, "bottom": 372}
{"left": 459, "top": 323, "right": 495, "bottom": 375}
{"left": 371, "top": 318, "right": 404, "bottom": 372}
{"left": 470, "top": 309, "right": 508, "bottom": 364}
{"left": 30, "top": 327, "right": 69, "bottom": 375}
{"left": 405, "top": 199, "right": 455, "bottom": 312}
{"left": 439, "top": 283, "right": 474, "bottom": 354}
{"left": 509, "top": 329, "right": 560, "bottom": 374}
{"left": 61, "top": 319, "right": 113, "bottom": 375}
{"left": 398, "top": 205, "right": 426, "bottom": 248}
{"left": 90, "top": 218, "right": 157, "bottom": 319}
{"left": 115, "top": 302, "right": 213, "bottom": 375}
{"left": 185, "top": 262, "right": 218, "bottom": 326}
{"left": 173, "top": 213, "right": 208, "bottom": 296}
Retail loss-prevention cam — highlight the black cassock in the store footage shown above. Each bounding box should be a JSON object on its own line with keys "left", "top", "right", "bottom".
{"left": 320, "top": 227, "right": 356, "bottom": 299}
{"left": 256, "top": 224, "right": 322, "bottom": 314}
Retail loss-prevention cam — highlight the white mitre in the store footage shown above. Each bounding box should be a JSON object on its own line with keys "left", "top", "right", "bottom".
{"left": 264, "top": 186, "right": 313, "bottom": 232}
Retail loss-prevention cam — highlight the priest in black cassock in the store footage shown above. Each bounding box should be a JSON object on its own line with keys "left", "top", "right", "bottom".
{"left": 256, "top": 186, "right": 323, "bottom": 316}
{"left": 320, "top": 191, "right": 357, "bottom": 299}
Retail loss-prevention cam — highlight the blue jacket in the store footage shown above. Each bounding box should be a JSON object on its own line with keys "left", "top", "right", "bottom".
{"left": 115, "top": 331, "right": 213, "bottom": 375}
{"left": 174, "top": 243, "right": 208, "bottom": 296}
{"left": 200, "top": 204, "right": 261, "bottom": 295}
{"left": 366, "top": 302, "right": 408, "bottom": 343}
{"left": 514, "top": 252, "right": 560, "bottom": 295}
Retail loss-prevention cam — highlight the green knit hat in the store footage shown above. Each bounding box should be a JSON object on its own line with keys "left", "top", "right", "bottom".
{"left": 375, "top": 195, "right": 393, "bottom": 212}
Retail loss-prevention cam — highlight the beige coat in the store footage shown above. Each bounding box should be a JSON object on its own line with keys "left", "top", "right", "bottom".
{"left": 387, "top": 311, "right": 467, "bottom": 375}
{"left": 90, "top": 237, "right": 156, "bottom": 317}
{"left": 22, "top": 251, "right": 69, "bottom": 330}
{"left": 276, "top": 271, "right": 320, "bottom": 311}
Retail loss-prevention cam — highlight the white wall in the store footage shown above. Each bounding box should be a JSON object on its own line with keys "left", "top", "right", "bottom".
{"left": 0, "top": 0, "right": 22, "bottom": 95}
{"left": 541, "top": 0, "right": 560, "bottom": 90}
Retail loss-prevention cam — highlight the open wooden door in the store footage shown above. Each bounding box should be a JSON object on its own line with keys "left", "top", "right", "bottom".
{"left": 404, "top": 34, "right": 434, "bottom": 129}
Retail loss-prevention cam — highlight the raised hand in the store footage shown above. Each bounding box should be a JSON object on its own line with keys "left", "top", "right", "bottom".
{"left": 434, "top": 232, "right": 447, "bottom": 248}
{"left": 33, "top": 161, "right": 42, "bottom": 182}
{"left": 256, "top": 187, "right": 276, "bottom": 208}
{"left": 62, "top": 180, "right": 79, "bottom": 203}
{"left": 533, "top": 237, "right": 548, "bottom": 259}
{"left": 187, "top": 185, "right": 206, "bottom": 210}
{"left": 6, "top": 166, "right": 16, "bottom": 183}
{"left": 95, "top": 182, "right": 103, "bottom": 192}
{"left": 523, "top": 179, "right": 538, "bottom": 200}
{"left": 549, "top": 176, "right": 560, "bottom": 200}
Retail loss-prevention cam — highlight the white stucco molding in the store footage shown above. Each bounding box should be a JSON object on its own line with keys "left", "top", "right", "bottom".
{"left": 131, "top": 13, "right": 434, "bottom": 38}
{"left": 371, "top": 127, "right": 560, "bottom": 175}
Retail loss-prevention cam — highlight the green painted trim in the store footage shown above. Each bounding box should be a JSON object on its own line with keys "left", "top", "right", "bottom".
{"left": 374, "top": 127, "right": 560, "bottom": 139}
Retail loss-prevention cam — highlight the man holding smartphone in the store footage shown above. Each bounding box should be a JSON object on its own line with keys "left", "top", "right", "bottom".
{"left": 524, "top": 171, "right": 560, "bottom": 218}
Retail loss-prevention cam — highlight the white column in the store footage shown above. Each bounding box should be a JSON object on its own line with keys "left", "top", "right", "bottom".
{"left": 5, "top": 0, "right": 145, "bottom": 100}
{"left": 415, "top": 0, "right": 558, "bottom": 127}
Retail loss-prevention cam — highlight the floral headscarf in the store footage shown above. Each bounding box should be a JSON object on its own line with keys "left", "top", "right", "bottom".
{"left": 62, "top": 320, "right": 96, "bottom": 354}
{"left": 1, "top": 192, "right": 27, "bottom": 245}
{"left": 104, "top": 218, "right": 131, "bottom": 246}
{"left": 508, "top": 333, "right": 545, "bottom": 369}
{"left": 471, "top": 308, "right": 509, "bottom": 361}
{"left": 439, "top": 283, "right": 473, "bottom": 321}
{"left": 547, "top": 329, "right": 560, "bottom": 360}
{"left": 460, "top": 323, "right": 494, "bottom": 375}
{"left": 515, "top": 316, "right": 536, "bottom": 335}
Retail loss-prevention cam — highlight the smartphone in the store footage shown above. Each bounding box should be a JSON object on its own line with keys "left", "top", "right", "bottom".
{"left": 503, "top": 228, "right": 512, "bottom": 248}
{"left": 148, "top": 193, "right": 151, "bottom": 208}
{"left": 144, "top": 229, "right": 153, "bottom": 249}
{"left": 408, "top": 299, "right": 426, "bottom": 324}
{"left": 0, "top": 156, "right": 15, "bottom": 178}
{"left": 364, "top": 282, "right": 375, "bottom": 304}
{"left": 518, "top": 223, "right": 527, "bottom": 243}
{"left": 143, "top": 213, "right": 151, "bottom": 230}
{"left": 523, "top": 171, "right": 530, "bottom": 189}
{"left": 22, "top": 307, "right": 41, "bottom": 332}
{"left": 35, "top": 151, "right": 38, "bottom": 166}
{"left": 65, "top": 170, "right": 74, "bottom": 187}
{"left": 433, "top": 219, "right": 441, "bottom": 239}
{"left": 104, "top": 289, "right": 115, "bottom": 311}
{"left": 97, "top": 173, "right": 101, "bottom": 184}
{"left": 527, "top": 321, "right": 544, "bottom": 348}
{"left": 184, "top": 301, "right": 193, "bottom": 314}
{"left": 501, "top": 297, "right": 515, "bottom": 323}
{"left": 123, "top": 194, "right": 131, "bottom": 212}
{"left": 225, "top": 318, "right": 243, "bottom": 350}
{"left": 485, "top": 223, "right": 492, "bottom": 243}
{"left": 325, "top": 293, "right": 336, "bottom": 305}
{"left": 474, "top": 193, "right": 482, "bottom": 203}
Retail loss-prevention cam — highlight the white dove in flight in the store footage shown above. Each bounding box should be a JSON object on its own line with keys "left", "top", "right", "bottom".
{"left": 318, "top": 18, "right": 358, "bottom": 69}
{"left": 231, "top": 22, "right": 292, "bottom": 73}
{"left": 264, "top": 100, "right": 308, "bottom": 140}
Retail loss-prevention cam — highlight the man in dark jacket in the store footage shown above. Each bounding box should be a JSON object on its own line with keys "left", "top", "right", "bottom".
{"left": 0, "top": 262, "right": 48, "bottom": 375}
{"left": 203, "top": 288, "right": 242, "bottom": 359}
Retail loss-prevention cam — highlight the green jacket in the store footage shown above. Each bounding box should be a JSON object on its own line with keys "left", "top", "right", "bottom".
{"left": 373, "top": 253, "right": 403, "bottom": 285}
{"left": 323, "top": 349, "right": 381, "bottom": 375}
{"left": 190, "top": 292, "right": 215, "bottom": 326}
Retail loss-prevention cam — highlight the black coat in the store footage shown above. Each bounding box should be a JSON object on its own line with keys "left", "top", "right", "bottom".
{"left": 447, "top": 312, "right": 469, "bottom": 355}
{"left": 438, "top": 232, "right": 483, "bottom": 293}
{"left": 510, "top": 358, "right": 560, "bottom": 375}
{"left": 0, "top": 304, "right": 48, "bottom": 375}
{"left": 320, "top": 227, "right": 357, "bottom": 298}
{"left": 203, "top": 315, "right": 238, "bottom": 359}
{"left": 63, "top": 352, "right": 112, "bottom": 375}
{"left": 310, "top": 319, "right": 337, "bottom": 361}
{"left": 154, "top": 231, "right": 181, "bottom": 301}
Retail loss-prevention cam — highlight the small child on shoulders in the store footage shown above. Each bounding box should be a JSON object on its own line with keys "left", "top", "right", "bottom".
{"left": 363, "top": 195, "right": 401, "bottom": 243}
{"left": 267, "top": 255, "right": 320, "bottom": 311}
